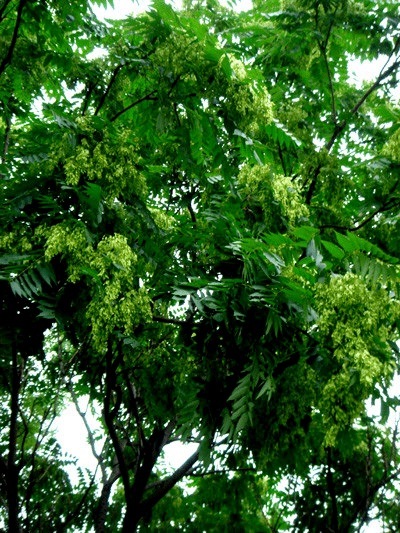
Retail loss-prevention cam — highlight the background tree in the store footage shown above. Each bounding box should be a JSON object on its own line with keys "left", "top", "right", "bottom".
{"left": 1, "top": 0, "right": 400, "bottom": 531}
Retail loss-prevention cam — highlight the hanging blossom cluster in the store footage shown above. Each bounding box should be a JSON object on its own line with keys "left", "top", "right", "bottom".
{"left": 43, "top": 224, "right": 152, "bottom": 350}
{"left": 46, "top": 117, "right": 146, "bottom": 203}
{"left": 314, "top": 271, "right": 400, "bottom": 445}
{"left": 238, "top": 163, "right": 309, "bottom": 227}
{"left": 151, "top": 31, "right": 206, "bottom": 80}
{"left": 216, "top": 54, "right": 274, "bottom": 137}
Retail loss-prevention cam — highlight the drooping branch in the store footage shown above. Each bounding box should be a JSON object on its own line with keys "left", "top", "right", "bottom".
{"left": 0, "top": 0, "right": 14, "bottom": 23}
{"left": 306, "top": 58, "right": 400, "bottom": 205}
{"left": 319, "top": 199, "right": 400, "bottom": 232}
{"left": 320, "top": 46, "right": 337, "bottom": 125}
{"left": 277, "top": 140, "right": 288, "bottom": 176}
{"left": 63, "top": 468, "right": 98, "bottom": 532}
{"left": 0, "top": 0, "right": 28, "bottom": 77}
{"left": 94, "top": 65, "right": 122, "bottom": 116}
{"left": 152, "top": 315, "right": 190, "bottom": 325}
{"left": 326, "top": 59, "right": 400, "bottom": 152}
{"left": 1, "top": 115, "right": 11, "bottom": 164}
{"left": 7, "top": 339, "right": 22, "bottom": 533}
{"left": 110, "top": 90, "right": 158, "bottom": 122}
{"left": 326, "top": 448, "right": 339, "bottom": 533}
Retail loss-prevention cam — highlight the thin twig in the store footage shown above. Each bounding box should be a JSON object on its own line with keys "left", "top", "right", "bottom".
{"left": 0, "top": 0, "right": 14, "bottom": 23}
{"left": 188, "top": 466, "right": 256, "bottom": 478}
{"left": 306, "top": 59, "right": 400, "bottom": 205}
{"left": 1, "top": 115, "right": 10, "bottom": 164}
{"left": 277, "top": 140, "right": 287, "bottom": 176}
{"left": 57, "top": 334, "right": 107, "bottom": 483}
{"left": 319, "top": 199, "right": 400, "bottom": 232}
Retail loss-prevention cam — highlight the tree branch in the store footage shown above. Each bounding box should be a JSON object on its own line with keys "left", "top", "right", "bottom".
{"left": 7, "top": 338, "right": 22, "bottom": 533}
{"left": 0, "top": 0, "right": 14, "bottom": 23}
{"left": 306, "top": 59, "right": 400, "bottom": 205}
{"left": 326, "top": 59, "right": 400, "bottom": 152}
{"left": 110, "top": 90, "right": 158, "bottom": 122}
{"left": 0, "top": 0, "right": 28, "bottom": 77}
{"left": 103, "top": 343, "right": 131, "bottom": 500}
{"left": 94, "top": 65, "right": 122, "bottom": 116}
{"left": 57, "top": 334, "right": 107, "bottom": 482}
{"left": 320, "top": 45, "right": 337, "bottom": 125}
{"left": 187, "top": 200, "right": 197, "bottom": 223}
{"left": 1, "top": 114, "right": 10, "bottom": 162}
{"left": 81, "top": 82, "right": 96, "bottom": 116}
{"left": 277, "top": 140, "right": 288, "bottom": 176}
{"left": 319, "top": 199, "right": 400, "bottom": 232}
{"left": 124, "top": 375, "right": 146, "bottom": 476}
{"left": 152, "top": 315, "right": 190, "bottom": 325}
{"left": 141, "top": 447, "right": 200, "bottom": 511}
{"left": 326, "top": 448, "right": 339, "bottom": 533}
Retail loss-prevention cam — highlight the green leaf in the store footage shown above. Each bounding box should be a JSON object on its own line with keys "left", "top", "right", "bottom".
{"left": 335, "top": 232, "right": 355, "bottom": 253}
{"left": 321, "top": 240, "right": 345, "bottom": 259}
{"left": 256, "top": 376, "right": 274, "bottom": 400}
{"left": 292, "top": 226, "right": 319, "bottom": 241}
{"left": 235, "top": 412, "right": 249, "bottom": 434}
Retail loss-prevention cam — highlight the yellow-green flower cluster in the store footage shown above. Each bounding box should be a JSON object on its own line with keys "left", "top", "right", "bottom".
{"left": 382, "top": 127, "right": 400, "bottom": 162}
{"left": 46, "top": 118, "right": 146, "bottom": 203}
{"left": 0, "top": 232, "right": 32, "bottom": 253}
{"left": 44, "top": 223, "right": 91, "bottom": 282}
{"left": 238, "top": 164, "right": 308, "bottom": 227}
{"left": 87, "top": 283, "right": 152, "bottom": 351}
{"left": 64, "top": 132, "right": 146, "bottom": 201}
{"left": 43, "top": 224, "right": 152, "bottom": 350}
{"left": 148, "top": 207, "right": 175, "bottom": 231}
{"left": 90, "top": 234, "right": 138, "bottom": 277}
{"left": 229, "top": 55, "right": 247, "bottom": 82}
{"left": 342, "top": 0, "right": 367, "bottom": 18}
{"left": 315, "top": 272, "right": 400, "bottom": 445}
{"left": 86, "top": 232, "right": 152, "bottom": 350}
{"left": 273, "top": 175, "right": 309, "bottom": 226}
{"left": 151, "top": 32, "right": 204, "bottom": 79}
{"left": 279, "top": 103, "right": 311, "bottom": 143}
{"left": 320, "top": 371, "right": 364, "bottom": 447}
{"left": 238, "top": 164, "right": 275, "bottom": 224}
{"left": 215, "top": 54, "right": 273, "bottom": 137}
{"left": 227, "top": 84, "right": 274, "bottom": 137}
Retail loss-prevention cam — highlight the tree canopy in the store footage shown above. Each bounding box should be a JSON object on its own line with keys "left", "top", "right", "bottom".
{"left": 1, "top": 0, "right": 400, "bottom": 531}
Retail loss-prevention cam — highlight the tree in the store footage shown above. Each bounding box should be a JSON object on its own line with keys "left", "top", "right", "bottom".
{"left": 1, "top": 0, "right": 400, "bottom": 531}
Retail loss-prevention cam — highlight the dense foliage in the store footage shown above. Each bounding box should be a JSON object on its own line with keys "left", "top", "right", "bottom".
{"left": 1, "top": 0, "right": 400, "bottom": 531}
